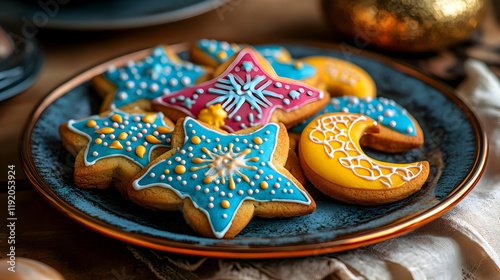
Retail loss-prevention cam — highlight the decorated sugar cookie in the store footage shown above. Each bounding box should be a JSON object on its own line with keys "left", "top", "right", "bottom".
{"left": 59, "top": 110, "right": 174, "bottom": 196}
{"left": 153, "top": 48, "right": 328, "bottom": 132}
{"left": 190, "top": 39, "right": 319, "bottom": 85}
{"left": 299, "top": 113, "right": 429, "bottom": 205}
{"left": 300, "top": 56, "right": 376, "bottom": 99}
{"left": 291, "top": 95, "right": 423, "bottom": 152}
{"left": 92, "top": 46, "right": 211, "bottom": 112}
{"left": 130, "top": 117, "right": 315, "bottom": 238}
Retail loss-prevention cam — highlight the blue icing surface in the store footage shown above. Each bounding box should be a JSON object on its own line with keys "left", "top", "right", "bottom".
{"left": 104, "top": 46, "right": 206, "bottom": 109}
{"left": 133, "top": 117, "right": 311, "bottom": 238}
{"left": 290, "top": 96, "right": 417, "bottom": 136}
{"left": 68, "top": 111, "right": 173, "bottom": 168}
{"left": 196, "top": 39, "right": 316, "bottom": 81}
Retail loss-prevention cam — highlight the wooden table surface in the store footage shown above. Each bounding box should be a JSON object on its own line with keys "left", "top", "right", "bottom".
{"left": 0, "top": 1, "right": 332, "bottom": 279}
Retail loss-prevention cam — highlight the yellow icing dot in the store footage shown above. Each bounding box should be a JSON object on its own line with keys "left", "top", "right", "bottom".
{"left": 294, "top": 61, "right": 303, "bottom": 69}
{"left": 155, "top": 126, "right": 172, "bottom": 134}
{"left": 135, "top": 145, "right": 146, "bottom": 158}
{"left": 109, "top": 140, "right": 123, "bottom": 149}
{"left": 203, "top": 177, "right": 212, "bottom": 184}
{"left": 94, "top": 138, "right": 102, "bottom": 144}
{"left": 191, "top": 158, "right": 203, "bottom": 163}
{"left": 174, "top": 165, "right": 186, "bottom": 174}
{"left": 146, "top": 135, "right": 161, "bottom": 144}
{"left": 231, "top": 43, "right": 240, "bottom": 51}
{"left": 249, "top": 157, "right": 260, "bottom": 162}
{"left": 110, "top": 114, "right": 123, "bottom": 123}
{"left": 197, "top": 104, "right": 227, "bottom": 128}
{"left": 118, "top": 132, "right": 128, "bottom": 140}
{"left": 95, "top": 127, "right": 115, "bottom": 134}
{"left": 142, "top": 114, "right": 157, "bottom": 123}
{"left": 216, "top": 51, "right": 227, "bottom": 59}
{"left": 163, "top": 169, "right": 170, "bottom": 174}
{"left": 253, "top": 137, "right": 263, "bottom": 145}
{"left": 221, "top": 200, "right": 230, "bottom": 209}
{"left": 86, "top": 120, "right": 96, "bottom": 127}
{"left": 260, "top": 181, "right": 268, "bottom": 190}
{"left": 191, "top": 136, "right": 201, "bottom": 145}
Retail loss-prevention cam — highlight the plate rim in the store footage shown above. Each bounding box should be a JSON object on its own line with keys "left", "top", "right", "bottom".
{"left": 19, "top": 42, "right": 488, "bottom": 259}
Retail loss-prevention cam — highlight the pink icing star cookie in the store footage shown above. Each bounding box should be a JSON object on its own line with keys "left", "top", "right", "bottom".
{"left": 152, "top": 48, "right": 329, "bottom": 132}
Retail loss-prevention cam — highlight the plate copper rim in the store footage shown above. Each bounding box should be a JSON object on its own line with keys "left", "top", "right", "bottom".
{"left": 19, "top": 42, "right": 488, "bottom": 259}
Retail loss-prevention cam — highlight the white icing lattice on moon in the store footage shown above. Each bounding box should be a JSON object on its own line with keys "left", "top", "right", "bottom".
{"left": 308, "top": 114, "right": 423, "bottom": 187}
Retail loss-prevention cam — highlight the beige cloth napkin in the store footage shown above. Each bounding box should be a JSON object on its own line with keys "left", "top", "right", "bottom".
{"left": 130, "top": 59, "right": 500, "bottom": 280}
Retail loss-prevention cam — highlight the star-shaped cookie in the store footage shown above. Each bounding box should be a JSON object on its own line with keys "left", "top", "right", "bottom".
{"left": 153, "top": 47, "right": 329, "bottom": 132}
{"left": 59, "top": 110, "right": 175, "bottom": 196}
{"left": 129, "top": 117, "right": 315, "bottom": 238}
{"left": 190, "top": 39, "right": 318, "bottom": 83}
{"left": 92, "top": 46, "right": 211, "bottom": 112}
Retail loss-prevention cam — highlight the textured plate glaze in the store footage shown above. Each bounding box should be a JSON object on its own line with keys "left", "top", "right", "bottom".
{"left": 21, "top": 43, "right": 487, "bottom": 258}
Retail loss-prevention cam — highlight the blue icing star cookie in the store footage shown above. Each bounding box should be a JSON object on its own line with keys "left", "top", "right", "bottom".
{"left": 196, "top": 39, "right": 316, "bottom": 81}
{"left": 103, "top": 46, "right": 207, "bottom": 110}
{"left": 290, "top": 96, "right": 417, "bottom": 136}
{"left": 67, "top": 111, "right": 173, "bottom": 168}
{"left": 133, "top": 117, "right": 311, "bottom": 238}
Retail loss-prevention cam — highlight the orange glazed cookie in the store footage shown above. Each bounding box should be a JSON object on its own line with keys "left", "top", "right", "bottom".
{"left": 299, "top": 56, "right": 376, "bottom": 99}
{"left": 299, "top": 113, "right": 429, "bottom": 205}
{"left": 92, "top": 46, "right": 211, "bottom": 112}
{"left": 129, "top": 117, "right": 315, "bottom": 238}
{"left": 152, "top": 47, "right": 329, "bottom": 132}
{"left": 59, "top": 110, "right": 174, "bottom": 197}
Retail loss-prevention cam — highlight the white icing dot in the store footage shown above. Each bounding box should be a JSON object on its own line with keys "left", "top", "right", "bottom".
{"left": 220, "top": 191, "right": 225, "bottom": 196}
{"left": 167, "top": 160, "right": 172, "bottom": 165}
{"left": 182, "top": 181, "right": 187, "bottom": 185}
{"left": 208, "top": 203, "right": 214, "bottom": 209}
{"left": 247, "top": 190, "right": 253, "bottom": 195}
{"left": 235, "top": 147, "right": 240, "bottom": 152}
{"left": 195, "top": 185, "right": 201, "bottom": 191}
{"left": 378, "top": 116, "right": 384, "bottom": 122}
{"left": 160, "top": 174, "right": 165, "bottom": 180}
{"left": 254, "top": 175, "right": 260, "bottom": 179}
{"left": 181, "top": 160, "right": 186, "bottom": 165}
{"left": 133, "top": 116, "right": 141, "bottom": 122}
{"left": 215, "top": 138, "right": 220, "bottom": 142}
{"left": 260, "top": 162, "right": 265, "bottom": 166}
{"left": 209, "top": 196, "right": 214, "bottom": 202}
{"left": 141, "top": 129, "right": 147, "bottom": 134}
{"left": 92, "top": 151, "right": 98, "bottom": 156}
{"left": 270, "top": 190, "right": 275, "bottom": 194}
{"left": 390, "top": 120, "right": 397, "bottom": 127}
{"left": 206, "top": 139, "right": 211, "bottom": 143}
{"left": 254, "top": 189, "right": 259, "bottom": 194}
{"left": 215, "top": 179, "right": 220, "bottom": 184}
{"left": 258, "top": 170, "right": 264, "bottom": 175}
{"left": 222, "top": 214, "right": 227, "bottom": 219}
{"left": 236, "top": 178, "right": 241, "bottom": 183}
{"left": 168, "top": 177, "right": 173, "bottom": 181}
{"left": 103, "top": 142, "right": 108, "bottom": 146}
{"left": 176, "top": 176, "right": 181, "bottom": 181}
{"left": 274, "top": 183, "right": 280, "bottom": 188}
{"left": 181, "top": 77, "right": 191, "bottom": 86}
{"left": 126, "top": 147, "right": 132, "bottom": 152}
{"left": 278, "top": 178, "right": 282, "bottom": 181}
{"left": 126, "top": 81, "right": 135, "bottom": 89}
{"left": 407, "top": 127, "right": 414, "bottom": 133}
{"left": 228, "top": 193, "right": 233, "bottom": 198}
{"left": 201, "top": 135, "right": 206, "bottom": 139}
{"left": 118, "top": 92, "right": 128, "bottom": 100}
{"left": 153, "top": 131, "right": 159, "bottom": 136}
{"left": 145, "top": 123, "right": 151, "bottom": 128}
{"left": 188, "top": 153, "right": 193, "bottom": 158}
{"left": 119, "top": 125, "right": 125, "bottom": 129}
{"left": 137, "top": 123, "right": 143, "bottom": 128}
{"left": 204, "top": 188, "right": 209, "bottom": 193}
{"left": 384, "top": 109, "right": 396, "bottom": 117}
{"left": 161, "top": 135, "right": 166, "bottom": 139}
{"left": 259, "top": 150, "right": 264, "bottom": 154}
{"left": 137, "top": 133, "right": 143, "bottom": 138}
{"left": 238, "top": 190, "right": 244, "bottom": 195}
{"left": 242, "top": 139, "right": 248, "bottom": 144}
{"left": 94, "top": 125, "right": 100, "bottom": 130}
{"left": 376, "top": 104, "right": 384, "bottom": 111}
{"left": 150, "top": 173, "right": 155, "bottom": 178}
{"left": 192, "top": 130, "right": 196, "bottom": 134}
{"left": 265, "top": 131, "right": 270, "bottom": 134}
{"left": 214, "top": 186, "right": 219, "bottom": 192}
{"left": 286, "top": 182, "right": 290, "bottom": 186}
{"left": 192, "top": 174, "right": 197, "bottom": 179}
{"left": 250, "top": 182, "right": 255, "bottom": 187}
{"left": 131, "top": 137, "right": 137, "bottom": 142}
{"left": 254, "top": 145, "right": 259, "bottom": 149}
{"left": 283, "top": 188, "right": 287, "bottom": 193}
{"left": 169, "top": 78, "right": 178, "bottom": 86}
{"left": 175, "top": 157, "right": 181, "bottom": 161}
{"left": 235, "top": 138, "right": 239, "bottom": 142}
{"left": 248, "top": 144, "right": 253, "bottom": 148}
{"left": 180, "top": 149, "right": 186, "bottom": 154}
{"left": 288, "top": 189, "right": 293, "bottom": 194}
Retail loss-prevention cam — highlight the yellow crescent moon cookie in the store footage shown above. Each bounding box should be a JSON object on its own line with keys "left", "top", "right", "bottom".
{"left": 300, "top": 56, "right": 376, "bottom": 99}
{"left": 299, "top": 113, "right": 429, "bottom": 205}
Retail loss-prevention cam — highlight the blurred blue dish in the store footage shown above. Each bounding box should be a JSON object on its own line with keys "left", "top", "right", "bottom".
{"left": 0, "top": 22, "right": 43, "bottom": 102}
{"left": 0, "top": 0, "right": 230, "bottom": 30}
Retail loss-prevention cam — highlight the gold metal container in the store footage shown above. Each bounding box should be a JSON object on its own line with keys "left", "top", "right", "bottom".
{"left": 323, "top": 0, "right": 485, "bottom": 52}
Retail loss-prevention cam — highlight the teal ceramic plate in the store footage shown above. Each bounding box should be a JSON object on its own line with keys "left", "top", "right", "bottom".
{"left": 20, "top": 43, "right": 487, "bottom": 258}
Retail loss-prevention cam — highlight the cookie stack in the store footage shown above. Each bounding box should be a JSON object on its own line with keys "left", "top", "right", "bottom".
{"left": 59, "top": 40, "right": 429, "bottom": 239}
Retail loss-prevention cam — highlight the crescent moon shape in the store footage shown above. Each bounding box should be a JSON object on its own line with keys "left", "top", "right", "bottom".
{"left": 299, "top": 113, "right": 429, "bottom": 205}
